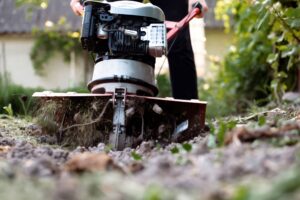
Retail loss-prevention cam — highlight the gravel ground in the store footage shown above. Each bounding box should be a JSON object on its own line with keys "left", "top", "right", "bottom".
{"left": 0, "top": 110, "right": 300, "bottom": 200}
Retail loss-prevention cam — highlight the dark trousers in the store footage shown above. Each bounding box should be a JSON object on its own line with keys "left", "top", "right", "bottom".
{"left": 167, "top": 27, "right": 198, "bottom": 100}
{"left": 151, "top": 0, "right": 199, "bottom": 100}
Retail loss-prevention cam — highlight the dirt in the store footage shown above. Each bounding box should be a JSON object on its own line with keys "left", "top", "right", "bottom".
{"left": 33, "top": 97, "right": 206, "bottom": 149}
{"left": 1, "top": 103, "right": 300, "bottom": 200}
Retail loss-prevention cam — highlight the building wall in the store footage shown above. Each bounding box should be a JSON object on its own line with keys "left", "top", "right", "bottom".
{"left": 0, "top": 35, "right": 85, "bottom": 89}
{"left": 205, "top": 28, "right": 233, "bottom": 65}
{"left": 0, "top": 28, "right": 233, "bottom": 89}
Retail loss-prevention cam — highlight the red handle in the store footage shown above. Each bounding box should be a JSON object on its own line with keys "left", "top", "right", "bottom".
{"left": 166, "top": 7, "right": 202, "bottom": 42}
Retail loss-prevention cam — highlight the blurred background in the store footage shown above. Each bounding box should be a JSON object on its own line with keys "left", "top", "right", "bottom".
{"left": 0, "top": 0, "right": 299, "bottom": 118}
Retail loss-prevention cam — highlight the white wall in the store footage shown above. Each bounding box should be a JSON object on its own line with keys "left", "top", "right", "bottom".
{"left": 0, "top": 36, "right": 85, "bottom": 89}
{"left": 0, "top": 29, "right": 232, "bottom": 89}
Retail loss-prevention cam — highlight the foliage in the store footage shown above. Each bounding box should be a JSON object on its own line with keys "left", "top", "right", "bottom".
{"left": 170, "top": 146, "right": 180, "bottom": 154}
{"left": 156, "top": 73, "right": 172, "bottom": 97}
{"left": 3, "top": 104, "right": 14, "bottom": 117}
{"left": 181, "top": 143, "right": 192, "bottom": 152}
{"left": 16, "top": 0, "right": 48, "bottom": 7}
{"left": 0, "top": 75, "right": 88, "bottom": 116}
{"left": 202, "top": 0, "right": 300, "bottom": 117}
{"left": 198, "top": 77, "right": 237, "bottom": 118}
{"left": 30, "top": 23, "right": 82, "bottom": 75}
{"left": 15, "top": 0, "right": 48, "bottom": 12}
{"left": 0, "top": 75, "right": 43, "bottom": 116}
{"left": 131, "top": 151, "right": 143, "bottom": 161}
{"left": 16, "top": 0, "right": 82, "bottom": 75}
{"left": 208, "top": 119, "right": 236, "bottom": 147}
{"left": 231, "top": 165, "right": 300, "bottom": 200}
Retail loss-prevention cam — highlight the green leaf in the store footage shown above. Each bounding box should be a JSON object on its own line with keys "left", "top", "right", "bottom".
{"left": 3, "top": 104, "right": 13, "bottom": 117}
{"left": 282, "top": 47, "right": 297, "bottom": 58}
{"left": 182, "top": 143, "right": 192, "bottom": 152}
{"left": 276, "top": 32, "right": 285, "bottom": 43}
{"left": 171, "top": 146, "right": 179, "bottom": 154}
{"left": 207, "top": 134, "right": 217, "bottom": 149}
{"left": 131, "top": 151, "right": 142, "bottom": 161}
{"left": 232, "top": 186, "right": 250, "bottom": 200}
{"left": 256, "top": 12, "right": 270, "bottom": 30}
{"left": 285, "top": 7, "right": 300, "bottom": 18}
{"left": 217, "top": 122, "right": 227, "bottom": 147}
{"left": 287, "top": 56, "right": 294, "bottom": 70}
{"left": 208, "top": 121, "right": 215, "bottom": 135}
{"left": 271, "top": 79, "right": 279, "bottom": 89}
{"left": 267, "top": 53, "right": 278, "bottom": 64}
{"left": 271, "top": 62, "right": 279, "bottom": 70}
{"left": 277, "top": 71, "right": 288, "bottom": 78}
{"left": 227, "top": 120, "right": 237, "bottom": 130}
{"left": 104, "top": 145, "right": 113, "bottom": 153}
{"left": 258, "top": 115, "right": 266, "bottom": 126}
{"left": 289, "top": 18, "right": 300, "bottom": 28}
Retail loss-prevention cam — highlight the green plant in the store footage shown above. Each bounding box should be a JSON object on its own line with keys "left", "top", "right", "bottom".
{"left": 202, "top": 0, "right": 300, "bottom": 117}
{"left": 156, "top": 73, "right": 172, "bottom": 97}
{"left": 209, "top": 120, "right": 237, "bottom": 147}
{"left": 0, "top": 75, "right": 40, "bottom": 116}
{"left": 170, "top": 146, "right": 179, "bottom": 154}
{"left": 30, "top": 26, "right": 82, "bottom": 75}
{"left": 3, "top": 104, "right": 14, "bottom": 117}
{"left": 131, "top": 151, "right": 142, "bottom": 161}
{"left": 16, "top": 1, "right": 83, "bottom": 75}
{"left": 15, "top": 0, "right": 48, "bottom": 7}
{"left": 181, "top": 143, "right": 192, "bottom": 152}
{"left": 0, "top": 75, "right": 88, "bottom": 116}
{"left": 15, "top": 0, "right": 48, "bottom": 13}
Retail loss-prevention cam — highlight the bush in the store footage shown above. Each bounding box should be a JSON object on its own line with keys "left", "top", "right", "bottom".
{"left": 156, "top": 73, "right": 172, "bottom": 97}
{"left": 0, "top": 75, "right": 88, "bottom": 116}
{"left": 200, "top": 0, "right": 300, "bottom": 118}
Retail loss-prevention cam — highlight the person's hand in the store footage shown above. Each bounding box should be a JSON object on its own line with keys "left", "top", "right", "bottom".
{"left": 70, "top": 0, "right": 84, "bottom": 16}
{"left": 189, "top": 0, "right": 208, "bottom": 18}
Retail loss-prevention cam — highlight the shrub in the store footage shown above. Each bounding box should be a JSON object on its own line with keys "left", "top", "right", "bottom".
{"left": 0, "top": 75, "right": 88, "bottom": 116}
{"left": 200, "top": 0, "right": 300, "bottom": 118}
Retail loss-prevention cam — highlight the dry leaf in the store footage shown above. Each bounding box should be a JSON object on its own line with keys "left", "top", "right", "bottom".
{"left": 225, "top": 126, "right": 279, "bottom": 145}
{"left": 64, "top": 153, "right": 122, "bottom": 173}
{"left": 0, "top": 146, "right": 11, "bottom": 154}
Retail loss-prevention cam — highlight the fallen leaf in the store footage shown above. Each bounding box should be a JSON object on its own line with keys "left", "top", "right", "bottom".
{"left": 225, "top": 126, "right": 279, "bottom": 145}
{"left": 0, "top": 146, "right": 11, "bottom": 154}
{"left": 127, "top": 162, "right": 144, "bottom": 173}
{"left": 64, "top": 153, "right": 122, "bottom": 173}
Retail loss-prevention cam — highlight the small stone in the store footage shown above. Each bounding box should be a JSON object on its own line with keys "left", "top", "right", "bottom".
{"left": 0, "top": 138, "right": 15, "bottom": 146}
{"left": 126, "top": 107, "right": 135, "bottom": 118}
{"left": 128, "top": 162, "right": 144, "bottom": 173}
{"left": 158, "top": 124, "right": 166, "bottom": 134}
{"left": 73, "top": 146, "right": 87, "bottom": 153}
{"left": 52, "top": 149, "right": 69, "bottom": 162}
{"left": 27, "top": 124, "right": 41, "bottom": 131}
{"left": 23, "top": 158, "right": 59, "bottom": 177}
{"left": 152, "top": 104, "right": 163, "bottom": 115}
{"left": 73, "top": 112, "right": 82, "bottom": 123}
{"left": 282, "top": 92, "right": 300, "bottom": 102}
{"left": 137, "top": 141, "right": 154, "bottom": 154}
{"left": 267, "top": 108, "right": 286, "bottom": 120}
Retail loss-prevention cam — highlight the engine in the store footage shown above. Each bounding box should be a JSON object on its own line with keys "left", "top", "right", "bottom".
{"left": 81, "top": 0, "right": 167, "bottom": 96}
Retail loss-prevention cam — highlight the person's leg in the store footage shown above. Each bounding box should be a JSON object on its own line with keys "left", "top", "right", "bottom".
{"left": 168, "top": 27, "right": 198, "bottom": 100}
{"left": 151, "top": 0, "right": 198, "bottom": 99}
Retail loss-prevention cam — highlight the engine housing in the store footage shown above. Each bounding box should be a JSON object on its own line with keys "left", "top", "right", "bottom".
{"left": 81, "top": 0, "right": 167, "bottom": 96}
